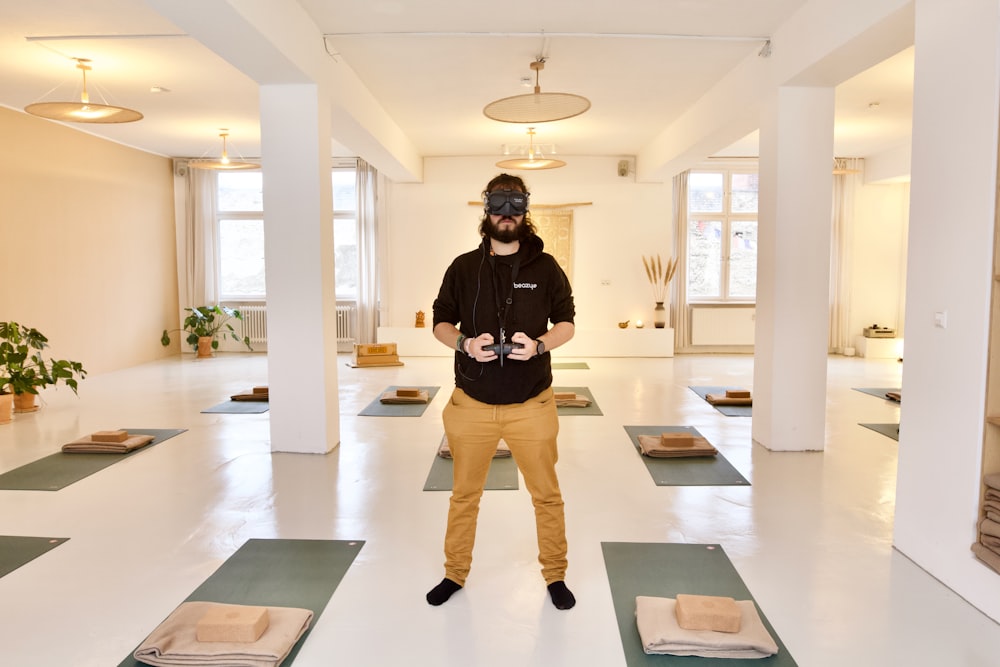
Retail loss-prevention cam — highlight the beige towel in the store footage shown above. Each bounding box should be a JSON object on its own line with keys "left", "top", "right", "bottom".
{"left": 554, "top": 393, "right": 592, "bottom": 408}
{"left": 437, "top": 435, "right": 511, "bottom": 459}
{"left": 705, "top": 393, "right": 752, "bottom": 406}
{"left": 980, "top": 517, "right": 1000, "bottom": 540}
{"left": 636, "top": 434, "right": 717, "bottom": 458}
{"left": 635, "top": 596, "right": 778, "bottom": 658}
{"left": 62, "top": 433, "right": 155, "bottom": 454}
{"left": 980, "top": 534, "right": 1000, "bottom": 553}
{"left": 133, "top": 601, "right": 312, "bottom": 667}
{"left": 973, "top": 542, "right": 1000, "bottom": 575}
{"left": 379, "top": 389, "right": 429, "bottom": 404}
{"left": 985, "top": 473, "right": 1000, "bottom": 492}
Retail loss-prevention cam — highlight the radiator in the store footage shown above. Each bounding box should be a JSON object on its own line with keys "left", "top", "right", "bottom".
{"left": 336, "top": 304, "right": 357, "bottom": 349}
{"left": 690, "top": 306, "right": 755, "bottom": 346}
{"left": 240, "top": 305, "right": 268, "bottom": 344}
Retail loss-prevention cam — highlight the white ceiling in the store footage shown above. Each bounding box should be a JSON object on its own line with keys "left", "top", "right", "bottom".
{"left": 0, "top": 1, "right": 913, "bottom": 167}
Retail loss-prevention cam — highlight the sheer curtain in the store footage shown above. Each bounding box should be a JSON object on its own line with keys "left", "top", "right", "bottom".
{"left": 355, "top": 158, "right": 381, "bottom": 344}
{"left": 671, "top": 171, "right": 692, "bottom": 351}
{"left": 172, "top": 162, "right": 219, "bottom": 308}
{"left": 829, "top": 158, "right": 862, "bottom": 353}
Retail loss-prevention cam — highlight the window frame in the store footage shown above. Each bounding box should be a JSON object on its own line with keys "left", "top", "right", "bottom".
{"left": 686, "top": 165, "right": 758, "bottom": 304}
{"left": 216, "top": 170, "right": 266, "bottom": 302}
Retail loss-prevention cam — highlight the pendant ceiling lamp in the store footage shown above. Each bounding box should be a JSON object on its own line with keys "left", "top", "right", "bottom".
{"left": 496, "top": 127, "right": 566, "bottom": 170}
{"left": 24, "top": 58, "right": 143, "bottom": 124}
{"left": 484, "top": 59, "right": 590, "bottom": 124}
{"left": 188, "top": 130, "right": 259, "bottom": 170}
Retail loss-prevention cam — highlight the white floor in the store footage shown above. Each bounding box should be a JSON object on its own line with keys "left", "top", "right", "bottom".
{"left": 1, "top": 352, "right": 999, "bottom": 667}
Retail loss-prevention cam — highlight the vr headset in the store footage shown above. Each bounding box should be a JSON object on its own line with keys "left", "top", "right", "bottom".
{"left": 484, "top": 189, "right": 529, "bottom": 216}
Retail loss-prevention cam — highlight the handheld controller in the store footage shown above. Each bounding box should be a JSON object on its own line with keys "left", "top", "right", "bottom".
{"left": 483, "top": 342, "right": 524, "bottom": 356}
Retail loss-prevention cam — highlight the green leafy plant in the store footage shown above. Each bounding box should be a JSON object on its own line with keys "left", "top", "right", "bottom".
{"left": 161, "top": 305, "right": 253, "bottom": 352}
{"left": 0, "top": 321, "right": 87, "bottom": 396}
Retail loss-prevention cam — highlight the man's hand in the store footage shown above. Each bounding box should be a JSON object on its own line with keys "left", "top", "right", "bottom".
{"left": 506, "top": 331, "right": 538, "bottom": 361}
{"left": 467, "top": 333, "right": 496, "bottom": 362}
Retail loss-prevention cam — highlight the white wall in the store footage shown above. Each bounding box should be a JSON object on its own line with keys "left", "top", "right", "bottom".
{"left": 893, "top": 0, "right": 1000, "bottom": 623}
{"left": 383, "top": 156, "right": 673, "bottom": 332}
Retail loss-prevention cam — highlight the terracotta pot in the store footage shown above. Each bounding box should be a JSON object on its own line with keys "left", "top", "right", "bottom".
{"left": 197, "top": 336, "right": 215, "bottom": 358}
{"left": 13, "top": 392, "right": 38, "bottom": 413}
{"left": 0, "top": 393, "right": 12, "bottom": 424}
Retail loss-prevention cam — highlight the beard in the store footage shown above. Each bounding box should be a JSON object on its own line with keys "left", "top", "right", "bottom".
{"left": 485, "top": 216, "right": 528, "bottom": 243}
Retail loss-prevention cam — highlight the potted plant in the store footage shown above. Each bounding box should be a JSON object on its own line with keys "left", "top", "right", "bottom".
{"left": 161, "top": 305, "right": 253, "bottom": 357}
{"left": 641, "top": 254, "right": 678, "bottom": 328}
{"left": 0, "top": 321, "right": 88, "bottom": 420}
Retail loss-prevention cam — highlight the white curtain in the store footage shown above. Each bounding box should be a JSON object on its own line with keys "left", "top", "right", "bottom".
{"left": 356, "top": 159, "right": 381, "bottom": 344}
{"left": 829, "top": 158, "right": 862, "bottom": 353}
{"left": 172, "top": 162, "right": 219, "bottom": 309}
{"left": 671, "top": 171, "right": 692, "bottom": 351}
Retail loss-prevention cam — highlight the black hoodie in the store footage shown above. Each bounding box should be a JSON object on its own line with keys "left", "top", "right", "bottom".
{"left": 433, "top": 234, "right": 575, "bottom": 404}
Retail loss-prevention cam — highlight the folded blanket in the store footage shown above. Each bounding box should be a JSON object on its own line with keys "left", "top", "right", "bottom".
{"left": 437, "top": 435, "right": 511, "bottom": 459}
{"left": 635, "top": 596, "right": 778, "bottom": 659}
{"left": 636, "top": 434, "right": 717, "bottom": 458}
{"left": 133, "top": 601, "right": 312, "bottom": 667}
{"left": 230, "top": 390, "right": 269, "bottom": 402}
{"left": 379, "top": 389, "right": 429, "bottom": 404}
{"left": 885, "top": 391, "right": 901, "bottom": 402}
{"left": 554, "top": 393, "right": 592, "bottom": 408}
{"left": 980, "top": 517, "right": 1000, "bottom": 540}
{"left": 973, "top": 542, "right": 1000, "bottom": 575}
{"left": 705, "top": 393, "right": 752, "bottom": 406}
{"left": 62, "top": 433, "right": 155, "bottom": 454}
{"left": 985, "top": 473, "right": 1000, "bottom": 492}
{"left": 980, "top": 533, "right": 1000, "bottom": 553}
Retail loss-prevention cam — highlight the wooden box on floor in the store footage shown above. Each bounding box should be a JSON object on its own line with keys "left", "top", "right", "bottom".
{"left": 352, "top": 343, "right": 403, "bottom": 367}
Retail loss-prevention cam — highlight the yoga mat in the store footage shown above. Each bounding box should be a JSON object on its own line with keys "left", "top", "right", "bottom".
{"left": 602, "top": 542, "right": 797, "bottom": 666}
{"left": 623, "top": 426, "right": 750, "bottom": 487}
{"left": 118, "top": 538, "right": 364, "bottom": 667}
{"left": 359, "top": 385, "right": 440, "bottom": 417}
{"left": 554, "top": 386, "right": 603, "bottom": 416}
{"left": 689, "top": 386, "right": 753, "bottom": 417}
{"left": 202, "top": 400, "right": 270, "bottom": 414}
{"left": 859, "top": 423, "right": 899, "bottom": 441}
{"left": 0, "top": 428, "right": 187, "bottom": 491}
{"left": 0, "top": 535, "right": 69, "bottom": 578}
{"left": 423, "top": 452, "right": 519, "bottom": 491}
{"left": 852, "top": 387, "right": 902, "bottom": 401}
{"left": 552, "top": 362, "right": 589, "bottom": 369}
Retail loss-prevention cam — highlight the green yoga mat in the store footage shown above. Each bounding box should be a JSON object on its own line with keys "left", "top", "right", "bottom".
{"left": 0, "top": 428, "right": 187, "bottom": 491}
{"left": 852, "top": 387, "right": 901, "bottom": 401}
{"left": 602, "top": 542, "right": 797, "bottom": 666}
{"left": 623, "top": 426, "right": 750, "bottom": 486}
{"left": 358, "top": 385, "right": 440, "bottom": 417}
{"left": 0, "top": 535, "right": 69, "bottom": 578}
{"left": 202, "top": 400, "right": 270, "bottom": 414}
{"left": 859, "top": 423, "right": 899, "bottom": 441}
{"left": 555, "top": 386, "right": 603, "bottom": 416}
{"left": 118, "top": 538, "right": 364, "bottom": 667}
{"left": 423, "top": 452, "right": 519, "bottom": 491}
{"left": 552, "top": 362, "right": 589, "bottom": 369}
{"left": 689, "top": 386, "right": 753, "bottom": 417}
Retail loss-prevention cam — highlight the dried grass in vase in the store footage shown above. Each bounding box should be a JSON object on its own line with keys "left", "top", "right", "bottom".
{"left": 641, "top": 254, "right": 677, "bottom": 303}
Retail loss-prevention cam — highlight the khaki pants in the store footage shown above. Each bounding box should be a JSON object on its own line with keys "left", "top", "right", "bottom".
{"left": 441, "top": 386, "right": 567, "bottom": 585}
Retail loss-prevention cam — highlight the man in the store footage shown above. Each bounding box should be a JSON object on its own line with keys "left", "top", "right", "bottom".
{"left": 427, "top": 173, "right": 577, "bottom": 610}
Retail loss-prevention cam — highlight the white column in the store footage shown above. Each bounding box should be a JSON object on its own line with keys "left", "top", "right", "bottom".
{"left": 753, "top": 86, "right": 835, "bottom": 451}
{"left": 260, "top": 84, "right": 340, "bottom": 454}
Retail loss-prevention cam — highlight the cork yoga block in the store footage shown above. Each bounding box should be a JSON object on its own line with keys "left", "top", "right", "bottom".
{"left": 725, "top": 389, "right": 751, "bottom": 399}
{"left": 196, "top": 604, "right": 270, "bottom": 643}
{"left": 674, "top": 594, "right": 742, "bottom": 633}
{"left": 660, "top": 432, "right": 695, "bottom": 448}
{"left": 396, "top": 388, "right": 421, "bottom": 397}
{"left": 252, "top": 386, "right": 268, "bottom": 394}
{"left": 554, "top": 392, "right": 577, "bottom": 401}
{"left": 91, "top": 430, "right": 129, "bottom": 443}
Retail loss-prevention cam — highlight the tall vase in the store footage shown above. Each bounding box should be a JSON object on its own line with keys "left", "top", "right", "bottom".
{"left": 653, "top": 302, "right": 667, "bottom": 329}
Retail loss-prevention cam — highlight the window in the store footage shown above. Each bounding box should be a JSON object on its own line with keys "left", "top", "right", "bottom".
{"left": 686, "top": 168, "right": 758, "bottom": 301}
{"left": 218, "top": 171, "right": 265, "bottom": 300}
{"left": 332, "top": 168, "right": 358, "bottom": 299}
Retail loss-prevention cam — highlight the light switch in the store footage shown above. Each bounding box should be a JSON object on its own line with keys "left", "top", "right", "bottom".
{"left": 934, "top": 311, "right": 947, "bottom": 329}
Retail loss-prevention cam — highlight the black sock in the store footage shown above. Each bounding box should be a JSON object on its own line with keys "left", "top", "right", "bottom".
{"left": 547, "top": 580, "right": 576, "bottom": 610}
{"left": 426, "top": 578, "right": 462, "bottom": 606}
